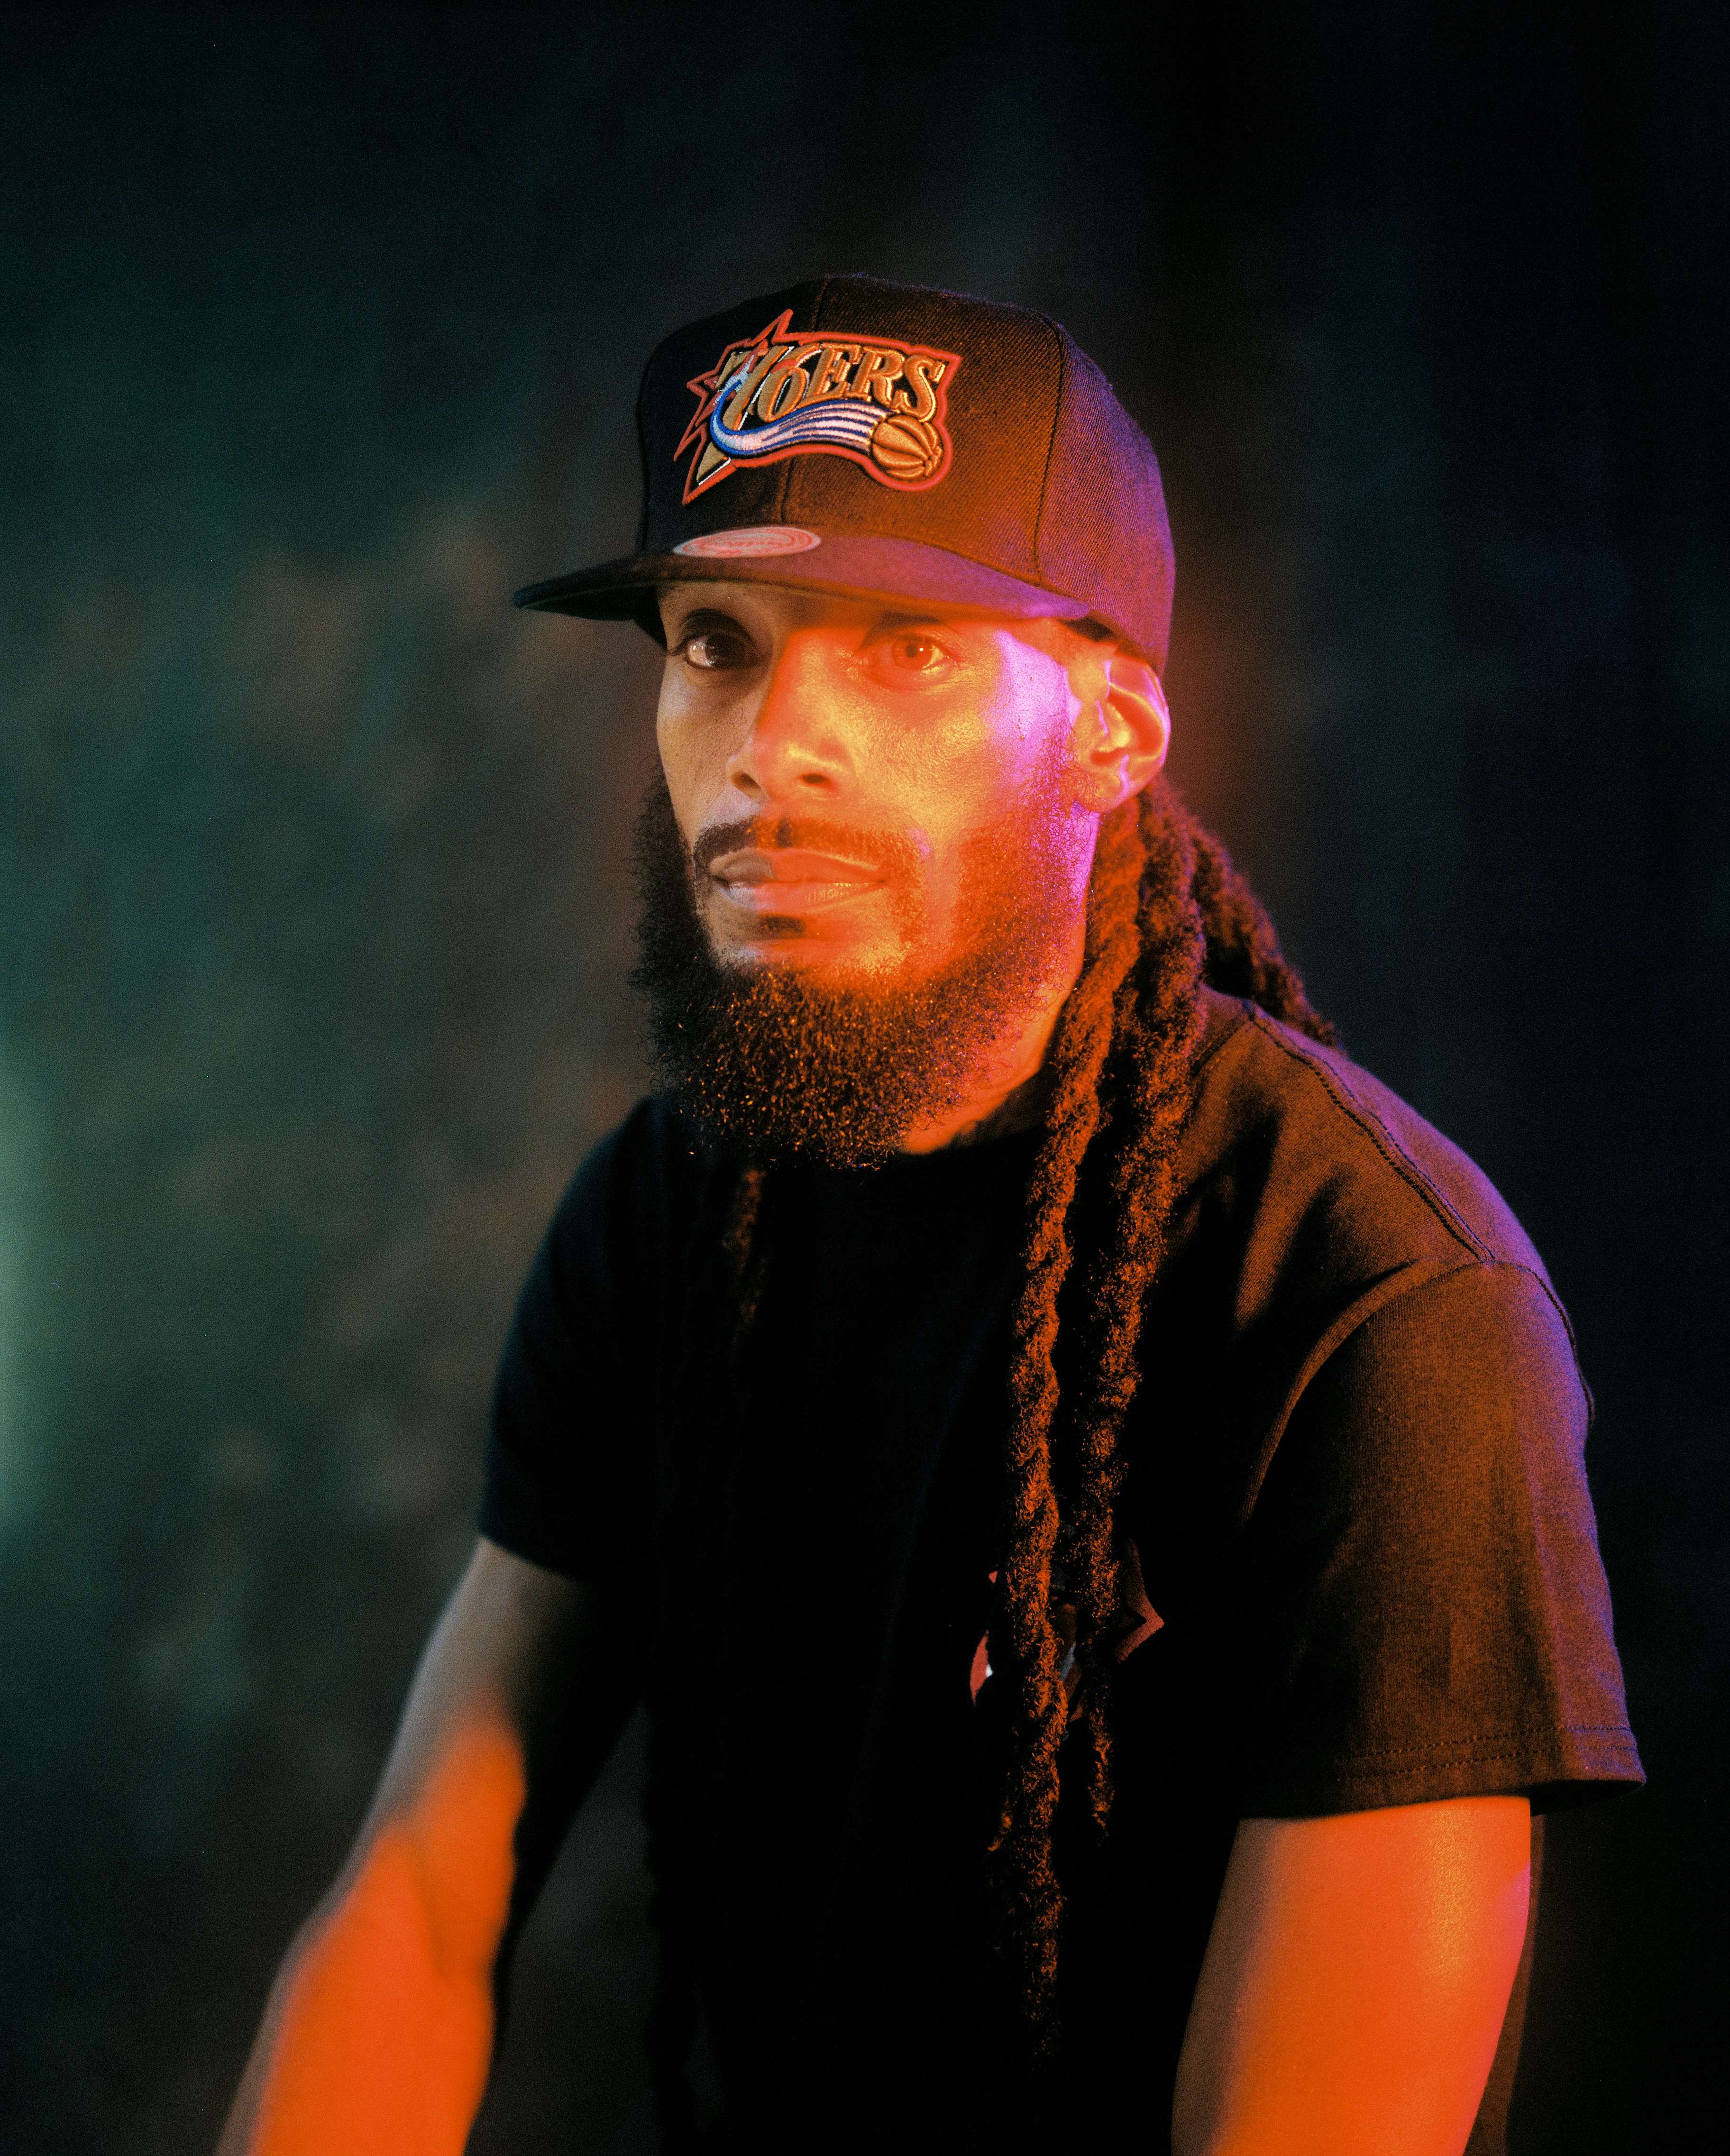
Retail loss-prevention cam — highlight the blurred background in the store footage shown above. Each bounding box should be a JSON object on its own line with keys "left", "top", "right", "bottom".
{"left": 1, "top": 3, "right": 1724, "bottom": 2149}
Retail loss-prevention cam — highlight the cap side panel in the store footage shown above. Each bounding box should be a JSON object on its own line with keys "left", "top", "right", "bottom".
{"left": 1037, "top": 332, "right": 1173, "bottom": 666}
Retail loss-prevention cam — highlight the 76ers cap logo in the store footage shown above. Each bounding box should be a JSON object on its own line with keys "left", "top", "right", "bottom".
{"left": 676, "top": 309, "right": 961, "bottom": 504}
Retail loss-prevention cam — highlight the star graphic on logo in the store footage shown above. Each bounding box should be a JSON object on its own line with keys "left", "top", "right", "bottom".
{"left": 676, "top": 310, "right": 800, "bottom": 497}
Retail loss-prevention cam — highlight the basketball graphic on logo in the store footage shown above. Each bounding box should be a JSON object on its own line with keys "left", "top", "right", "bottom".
{"left": 869, "top": 413, "right": 945, "bottom": 482}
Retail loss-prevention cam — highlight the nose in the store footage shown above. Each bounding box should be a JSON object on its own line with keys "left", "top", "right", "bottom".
{"left": 724, "top": 629, "right": 849, "bottom": 803}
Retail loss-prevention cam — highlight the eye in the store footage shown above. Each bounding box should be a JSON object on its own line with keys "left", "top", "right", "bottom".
{"left": 865, "top": 625, "right": 954, "bottom": 683}
{"left": 886, "top": 633, "right": 943, "bottom": 671}
{"left": 677, "top": 626, "right": 754, "bottom": 672}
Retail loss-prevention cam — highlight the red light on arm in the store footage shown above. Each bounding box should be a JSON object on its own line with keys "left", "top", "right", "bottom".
{"left": 245, "top": 1717, "right": 522, "bottom": 2156}
{"left": 1172, "top": 1796, "right": 1533, "bottom": 2156}
{"left": 218, "top": 1541, "right": 636, "bottom": 2156}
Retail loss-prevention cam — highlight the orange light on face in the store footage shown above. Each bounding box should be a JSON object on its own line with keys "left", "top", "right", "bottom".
{"left": 653, "top": 584, "right": 1112, "bottom": 980}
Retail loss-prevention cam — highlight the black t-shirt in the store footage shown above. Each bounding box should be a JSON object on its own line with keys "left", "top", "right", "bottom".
{"left": 482, "top": 990, "right": 1641, "bottom": 2152}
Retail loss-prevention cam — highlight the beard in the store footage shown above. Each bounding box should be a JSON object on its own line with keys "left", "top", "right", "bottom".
{"left": 629, "top": 758, "right": 1085, "bottom": 1168}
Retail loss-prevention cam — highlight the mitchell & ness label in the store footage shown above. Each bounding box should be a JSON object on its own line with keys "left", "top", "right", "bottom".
{"left": 673, "top": 526, "right": 823, "bottom": 558}
{"left": 677, "top": 310, "right": 962, "bottom": 504}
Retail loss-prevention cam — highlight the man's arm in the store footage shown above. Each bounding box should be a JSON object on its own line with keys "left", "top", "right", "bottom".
{"left": 1172, "top": 1796, "right": 1531, "bottom": 2156}
{"left": 216, "top": 1535, "right": 639, "bottom": 2156}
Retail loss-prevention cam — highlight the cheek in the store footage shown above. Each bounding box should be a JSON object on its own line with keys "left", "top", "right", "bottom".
{"left": 655, "top": 682, "right": 719, "bottom": 845}
{"left": 869, "top": 695, "right": 1047, "bottom": 837}
{"left": 923, "top": 687, "right": 1072, "bottom": 838}
{"left": 991, "top": 644, "right": 1081, "bottom": 761}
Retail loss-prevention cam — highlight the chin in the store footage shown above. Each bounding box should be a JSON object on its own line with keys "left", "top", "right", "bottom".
{"left": 719, "top": 932, "right": 929, "bottom": 985}
{"left": 710, "top": 916, "right": 911, "bottom": 974}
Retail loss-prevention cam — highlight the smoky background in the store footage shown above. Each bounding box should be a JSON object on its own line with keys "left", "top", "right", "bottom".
{"left": 0, "top": 4, "right": 1723, "bottom": 2149}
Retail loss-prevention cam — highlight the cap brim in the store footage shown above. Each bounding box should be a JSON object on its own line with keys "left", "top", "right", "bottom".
{"left": 512, "top": 532, "right": 1094, "bottom": 631}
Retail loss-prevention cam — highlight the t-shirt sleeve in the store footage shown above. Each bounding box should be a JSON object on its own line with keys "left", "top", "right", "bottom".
{"left": 1233, "top": 1259, "right": 1644, "bottom": 1817}
{"left": 478, "top": 1106, "right": 668, "bottom": 1583}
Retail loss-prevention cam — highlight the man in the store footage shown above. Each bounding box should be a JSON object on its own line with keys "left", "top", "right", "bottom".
{"left": 218, "top": 277, "right": 1641, "bottom": 2156}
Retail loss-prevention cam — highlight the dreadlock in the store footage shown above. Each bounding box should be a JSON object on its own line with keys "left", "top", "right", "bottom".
{"left": 644, "top": 782, "right": 1334, "bottom": 2115}
{"left": 991, "top": 784, "right": 1333, "bottom": 2040}
{"left": 984, "top": 783, "right": 1162, "bottom": 2027}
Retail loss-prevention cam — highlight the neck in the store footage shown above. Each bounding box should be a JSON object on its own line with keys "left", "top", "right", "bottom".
{"left": 897, "top": 916, "right": 1087, "bottom": 1154}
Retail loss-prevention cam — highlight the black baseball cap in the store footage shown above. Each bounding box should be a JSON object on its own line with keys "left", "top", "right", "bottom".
{"left": 513, "top": 274, "right": 1176, "bottom": 671}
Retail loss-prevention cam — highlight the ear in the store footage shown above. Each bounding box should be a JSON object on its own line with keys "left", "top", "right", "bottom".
{"left": 1067, "top": 651, "right": 1171, "bottom": 814}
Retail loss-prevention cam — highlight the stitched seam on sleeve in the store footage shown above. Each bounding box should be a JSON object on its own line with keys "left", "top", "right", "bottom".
{"left": 1236, "top": 1252, "right": 1595, "bottom": 1539}
{"left": 1236, "top": 1257, "right": 1485, "bottom": 1526}
{"left": 1336, "top": 1749, "right": 1551, "bottom": 1767}
{"left": 1501, "top": 1255, "right": 1587, "bottom": 1376}
{"left": 1346, "top": 1732, "right": 1639, "bottom": 1761}
{"left": 1190, "top": 992, "right": 1251, "bottom": 1078}
{"left": 1242, "top": 1005, "right": 1496, "bottom": 1262}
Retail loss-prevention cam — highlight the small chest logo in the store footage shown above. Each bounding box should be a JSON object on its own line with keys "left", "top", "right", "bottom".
{"left": 677, "top": 310, "right": 962, "bottom": 504}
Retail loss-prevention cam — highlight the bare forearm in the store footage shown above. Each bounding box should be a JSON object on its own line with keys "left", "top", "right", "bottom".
{"left": 217, "top": 1544, "right": 631, "bottom": 2154}
{"left": 217, "top": 1831, "right": 499, "bottom": 2156}
{"left": 217, "top": 1708, "right": 525, "bottom": 2154}
{"left": 219, "top": 1581, "right": 545, "bottom": 2155}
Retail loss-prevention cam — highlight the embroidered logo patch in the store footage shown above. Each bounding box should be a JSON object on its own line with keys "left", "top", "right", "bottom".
{"left": 676, "top": 311, "right": 962, "bottom": 504}
{"left": 673, "top": 525, "right": 822, "bottom": 559}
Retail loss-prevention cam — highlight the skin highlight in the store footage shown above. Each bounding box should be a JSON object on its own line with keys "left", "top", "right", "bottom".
{"left": 243, "top": 1716, "right": 521, "bottom": 2156}
{"left": 1172, "top": 1798, "right": 1533, "bottom": 2156}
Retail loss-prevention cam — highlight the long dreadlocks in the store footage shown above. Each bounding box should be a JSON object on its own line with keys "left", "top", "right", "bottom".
{"left": 644, "top": 780, "right": 1335, "bottom": 2124}
{"left": 986, "top": 781, "right": 1334, "bottom": 2036}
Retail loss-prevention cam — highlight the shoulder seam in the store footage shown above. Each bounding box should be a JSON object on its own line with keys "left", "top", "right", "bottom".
{"left": 1230, "top": 1010, "right": 1592, "bottom": 1410}
{"left": 1191, "top": 991, "right": 1251, "bottom": 1079}
{"left": 1235, "top": 1256, "right": 1578, "bottom": 1532}
{"left": 1239, "top": 1005, "right": 1496, "bottom": 1264}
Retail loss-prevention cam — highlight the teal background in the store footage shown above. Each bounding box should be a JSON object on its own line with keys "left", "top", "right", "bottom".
{"left": 1, "top": 5, "right": 1724, "bottom": 2148}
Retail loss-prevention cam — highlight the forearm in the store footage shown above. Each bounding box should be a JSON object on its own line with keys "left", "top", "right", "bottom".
{"left": 217, "top": 1850, "right": 490, "bottom": 2156}
{"left": 217, "top": 1716, "right": 523, "bottom": 2156}
{"left": 217, "top": 1543, "right": 632, "bottom": 2154}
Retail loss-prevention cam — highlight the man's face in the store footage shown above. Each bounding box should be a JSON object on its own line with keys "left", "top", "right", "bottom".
{"left": 638, "top": 578, "right": 1160, "bottom": 1164}
{"left": 653, "top": 581, "right": 1103, "bottom": 987}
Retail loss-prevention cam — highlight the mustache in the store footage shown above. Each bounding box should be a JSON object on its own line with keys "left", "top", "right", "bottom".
{"left": 691, "top": 815, "right": 928, "bottom": 881}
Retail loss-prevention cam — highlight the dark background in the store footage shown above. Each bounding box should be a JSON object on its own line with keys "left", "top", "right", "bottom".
{"left": 1, "top": 4, "right": 1724, "bottom": 2150}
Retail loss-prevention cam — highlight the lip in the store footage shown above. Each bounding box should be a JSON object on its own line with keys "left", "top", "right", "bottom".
{"left": 707, "top": 847, "right": 886, "bottom": 913}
